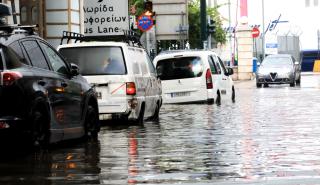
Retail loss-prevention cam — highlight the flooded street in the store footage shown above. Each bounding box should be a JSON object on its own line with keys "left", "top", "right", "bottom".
{"left": 2, "top": 73, "right": 320, "bottom": 185}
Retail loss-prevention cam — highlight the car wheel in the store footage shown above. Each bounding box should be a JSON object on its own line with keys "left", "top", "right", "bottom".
{"left": 256, "top": 83, "right": 262, "bottom": 88}
{"left": 31, "top": 109, "right": 50, "bottom": 149}
{"left": 296, "top": 75, "right": 301, "bottom": 85}
{"left": 150, "top": 102, "right": 160, "bottom": 121}
{"left": 84, "top": 105, "right": 100, "bottom": 139}
{"left": 290, "top": 81, "right": 295, "bottom": 87}
{"left": 216, "top": 91, "right": 221, "bottom": 105}
{"left": 231, "top": 86, "right": 235, "bottom": 103}
{"left": 135, "top": 104, "right": 145, "bottom": 124}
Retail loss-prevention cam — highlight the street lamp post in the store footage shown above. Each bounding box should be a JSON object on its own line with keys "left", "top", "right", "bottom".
{"left": 262, "top": 0, "right": 265, "bottom": 60}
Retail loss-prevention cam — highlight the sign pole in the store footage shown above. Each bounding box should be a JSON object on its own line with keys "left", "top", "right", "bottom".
{"left": 200, "top": 0, "right": 207, "bottom": 49}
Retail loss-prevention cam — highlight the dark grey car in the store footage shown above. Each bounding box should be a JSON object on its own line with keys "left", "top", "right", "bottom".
{"left": 256, "top": 54, "right": 301, "bottom": 88}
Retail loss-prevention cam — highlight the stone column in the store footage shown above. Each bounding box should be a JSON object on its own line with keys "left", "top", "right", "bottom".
{"left": 236, "top": 24, "right": 253, "bottom": 80}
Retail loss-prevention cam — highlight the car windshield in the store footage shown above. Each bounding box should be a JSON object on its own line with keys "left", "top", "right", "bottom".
{"left": 59, "top": 46, "right": 126, "bottom": 75}
{"left": 156, "top": 56, "right": 203, "bottom": 80}
{"left": 262, "top": 56, "right": 293, "bottom": 67}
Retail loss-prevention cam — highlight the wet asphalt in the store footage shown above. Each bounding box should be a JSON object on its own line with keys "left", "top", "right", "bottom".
{"left": 1, "top": 73, "right": 320, "bottom": 185}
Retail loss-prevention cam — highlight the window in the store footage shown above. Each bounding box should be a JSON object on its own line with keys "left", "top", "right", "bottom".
{"left": 9, "top": 41, "right": 25, "bottom": 60}
{"left": 59, "top": 46, "right": 126, "bottom": 75}
{"left": 208, "top": 56, "right": 218, "bottom": 74}
{"left": 306, "top": 0, "right": 311, "bottom": 7}
{"left": 217, "top": 56, "right": 228, "bottom": 75}
{"left": 212, "top": 55, "right": 221, "bottom": 74}
{"left": 31, "top": 6, "right": 38, "bottom": 24}
{"left": 156, "top": 57, "right": 203, "bottom": 80}
{"left": 40, "top": 42, "right": 69, "bottom": 75}
{"left": 20, "top": 6, "right": 27, "bottom": 23}
{"left": 145, "top": 52, "right": 156, "bottom": 74}
{"left": 22, "top": 40, "right": 49, "bottom": 70}
{"left": 3, "top": 47, "right": 23, "bottom": 69}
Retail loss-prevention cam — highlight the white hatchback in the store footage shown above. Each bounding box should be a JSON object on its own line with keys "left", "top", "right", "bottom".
{"left": 153, "top": 50, "right": 235, "bottom": 104}
{"left": 58, "top": 42, "right": 162, "bottom": 123}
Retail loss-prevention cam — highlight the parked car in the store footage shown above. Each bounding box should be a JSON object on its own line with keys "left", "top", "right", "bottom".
{"left": 58, "top": 42, "right": 162, "bottom": 123}
{"left": 153, "top": 50, "right": 235, "bottom": 104}
{"left": 256, "top": 54, "right": 301, "bottom": 87}
{"left": 0, "top": 13, "right": 100, "bottom": 147}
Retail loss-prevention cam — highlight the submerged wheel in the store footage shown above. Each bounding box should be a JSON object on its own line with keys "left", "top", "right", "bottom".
{"left": 150, "top": 102, "right": 160, "bottom": 121}
{"left": 290, "top": 81, "right": 295, "bottom": 87}
{"left": 231, "top": 86, "right": 235, "bottom": 103}
{"left": 30, "top": 109, "right": 50, "bottom": 148}
{"left": 135, "top": 104, "right": 145, "bottom": 124}
{"left": 216, "top": 92, "right": 221, "bottom": 105}
{"left": 256, "top": 83, "right": 262, "bottom": 88}
{"left": 84, "top": 105, "right": 100, "bottom": 139}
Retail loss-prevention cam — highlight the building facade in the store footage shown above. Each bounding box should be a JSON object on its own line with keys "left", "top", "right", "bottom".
{"left": 2, "top": 0, "right": 84, "bottom": 47}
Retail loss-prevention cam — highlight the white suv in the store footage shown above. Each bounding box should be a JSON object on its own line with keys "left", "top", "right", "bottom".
{"left": 58, "top": 42, "right": 162, "bottom": 123}
{"left": 153, "top": 50, "right": 235, "bottom": 104}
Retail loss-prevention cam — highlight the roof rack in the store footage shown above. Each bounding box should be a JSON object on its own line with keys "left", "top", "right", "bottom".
{"left": 0, "top": 25, "right": 37, "bottom": 35}
{"left": 60, "top": 30, "right": 143, "bottom": 48}
{"left": 60, "top": 31, "right": 84, "bottom": 45}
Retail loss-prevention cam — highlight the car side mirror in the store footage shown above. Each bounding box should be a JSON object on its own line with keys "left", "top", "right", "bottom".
{"left": 227, "top": 68, "right": 234, "bottom": 75}
{"left": 70, "top": 63, "right": 80, "bottom": 76}
{"left": 257, "top": 62, "right": 261, "bottom": 66}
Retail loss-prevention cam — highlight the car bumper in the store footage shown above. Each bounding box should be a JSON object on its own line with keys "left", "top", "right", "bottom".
{"left": 256, "top": 74, "right": 294, "bottom": 84}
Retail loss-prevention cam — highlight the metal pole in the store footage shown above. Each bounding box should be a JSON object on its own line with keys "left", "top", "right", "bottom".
{"left": 200, "top": 0, "right": 207, "bottom": 49}
{"left": 262, "top": 0, "right": 265, "bottom": 60}
{"left": 228, "top": 0, "right": 232, "bottom": 66}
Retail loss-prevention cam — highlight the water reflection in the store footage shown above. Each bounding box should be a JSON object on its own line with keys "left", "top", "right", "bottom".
{"left": 2, "top": 75, "right": 320, "bottom": 184}
{"left": 0, "top": 140, "right": 101, "bottom": 185}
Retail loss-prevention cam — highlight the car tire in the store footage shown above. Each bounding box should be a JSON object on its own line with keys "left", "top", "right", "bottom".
{"left": 256, "top": 83, "right": 262, "bottom": 88}
{"left": 231, "top": 86, "right": 236, "bottom": 102}
{"left": 290, "top": 81, "right": 295, "bottom": 87}
{"left": 216, "top": 91, "right": 221, "bottom": 105}
{"left": 150, "top": 102, "right": 160, "bottom": 121}
{"left": 30, "top": 108, "right": 50, "bottom": 149}
{"left": 296, "top": 75, "right": 301, "bottom": 85}
{"left": 84, "top": 105, "right": 100, "bottom": 139}
{"left": 135, "top": 104, "right": 145, "bottom": 124}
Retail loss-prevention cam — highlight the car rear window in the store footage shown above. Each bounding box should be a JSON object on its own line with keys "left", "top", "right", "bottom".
{"left": 156, "top": 56, "right": 203, "bottom": 80}
{"left": 59, "top": 46, "right": 126, "bottom": 75}
{"left": 1, "top": 46, "right": 22, "bottom": 69}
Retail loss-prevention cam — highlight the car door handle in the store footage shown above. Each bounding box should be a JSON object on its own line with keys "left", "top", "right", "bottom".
{"left": 38, "top": 80, "right": 46, "bottom": 86}
{"left": 222, "top": 78, "right": 227, "bottom": 80}
{"left": 61, "top": 82, "right": 68, "bottom": 87}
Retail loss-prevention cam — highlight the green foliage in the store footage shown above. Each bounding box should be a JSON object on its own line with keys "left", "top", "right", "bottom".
{"left": 188, "top": 0, "right": 226, "bottom": 48}
{"left": 130, "top": 0, "right": 144, "bottom": 17}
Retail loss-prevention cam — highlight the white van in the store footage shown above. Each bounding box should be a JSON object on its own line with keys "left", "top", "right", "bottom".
{"left": 153, "top": 50, "right": 235, "bottom": 104}
{"left": 57, "top": 42, "right": 162, "bottom": 123}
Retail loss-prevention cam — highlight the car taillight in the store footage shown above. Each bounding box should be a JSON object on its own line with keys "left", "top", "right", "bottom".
{"left": 126, "top": 82, "right": 136, "bottom": 95}
{"left": 206, "top": 69, "right": 213, "bottom": 89}
{"left": 1, "top": 71, "right": 23, "bottom": 86}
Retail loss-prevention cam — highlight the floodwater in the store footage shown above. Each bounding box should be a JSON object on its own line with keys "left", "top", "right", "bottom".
{"left": 1, "top": 73, "right": 320, "bottom": 185}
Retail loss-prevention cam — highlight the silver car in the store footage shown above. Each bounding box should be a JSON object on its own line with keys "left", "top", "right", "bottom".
{"left": 256, "top": 54, "right": 301, "bottom": 88}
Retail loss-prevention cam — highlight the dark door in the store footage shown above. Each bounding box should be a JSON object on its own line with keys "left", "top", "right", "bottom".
{"left": 38, "top": 41, "right": 82, "bottom": 139}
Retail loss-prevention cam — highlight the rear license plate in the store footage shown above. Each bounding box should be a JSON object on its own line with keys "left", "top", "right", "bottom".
{"left": 171, "top": 92, "right": 190, "bottom": 98}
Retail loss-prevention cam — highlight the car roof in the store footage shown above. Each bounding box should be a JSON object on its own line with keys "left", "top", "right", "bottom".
{"left": 154, "top": 50, "right": 215, "bottom": 62}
